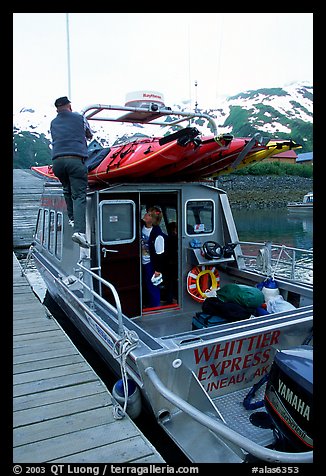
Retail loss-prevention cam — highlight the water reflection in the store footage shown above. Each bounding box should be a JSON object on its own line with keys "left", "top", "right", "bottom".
{"left": 232, "top": 207, "right": 313, "bottom": 251}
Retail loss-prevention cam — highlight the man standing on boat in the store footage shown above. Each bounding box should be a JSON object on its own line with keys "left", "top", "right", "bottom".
{"left": 50, "top": 96, "right": 93, "bottom": 248}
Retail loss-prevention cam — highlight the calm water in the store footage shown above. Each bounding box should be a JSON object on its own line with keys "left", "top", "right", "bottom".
{"left": 232, "top": 207, "right": 313, "bottom": 251}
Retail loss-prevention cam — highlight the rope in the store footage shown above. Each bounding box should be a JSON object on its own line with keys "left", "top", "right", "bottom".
{"left": 256, "top": 244, "right": 287, "bottom": 279}
{"left": 21, "top": 244, "right": 34, "bottom": 276}
{"left": 256, "top": 247, "right": 269, "bottom": 274}
{"left": 112, "top": 330, "right": 139, "bottom": 419}
{"left": 271, "top": 245, "right": 286, "bottom": 279}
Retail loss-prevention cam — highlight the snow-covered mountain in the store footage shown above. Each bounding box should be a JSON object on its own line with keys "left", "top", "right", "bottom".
{"left": 13, "top": 82, "right": 313, "bottom": 168}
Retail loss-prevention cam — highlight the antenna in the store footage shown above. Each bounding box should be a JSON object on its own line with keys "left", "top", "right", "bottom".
{"left": 216, "top": 14, "right": 223, "bottom": 102}
{"left": 187, "top": 23, "right": 192, "bottom": 109}
{"left": 194, "top": 80, "right": 198, "bottom": 111}
{"left": 66, "top": 13, "right": 72, "bottom": 99}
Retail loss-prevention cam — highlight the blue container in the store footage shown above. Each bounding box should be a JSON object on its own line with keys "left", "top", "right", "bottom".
{"left": 114, "top": 378, "right": 137, "bottom": 397}
{"left": 112, "top": 378, "right": 142, "bottom": 419}
{"left": 257, "top": 277, "right": 278, "bottom": 290}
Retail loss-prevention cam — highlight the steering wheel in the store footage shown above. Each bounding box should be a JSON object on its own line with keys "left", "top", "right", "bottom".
{"left": 202, "top": 241, "right": 223, "bottom": 260}
{"left": 222, "top": 242, "right": 237, "bottom": 258}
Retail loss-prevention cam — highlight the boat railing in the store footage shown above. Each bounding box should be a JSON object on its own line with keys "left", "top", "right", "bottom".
{"left": 237, "top": 241, "right": 313, "bottom": 285}
{"left": 145, "top": 366, "right": 313, "bottom": 463}
{"left": 75, "top": 260, "right": 125, "bottom": 337}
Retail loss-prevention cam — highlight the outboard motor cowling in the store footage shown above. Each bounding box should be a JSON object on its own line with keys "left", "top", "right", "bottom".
{"left": 264, "top": 345, "right": 313, "bottom": 451}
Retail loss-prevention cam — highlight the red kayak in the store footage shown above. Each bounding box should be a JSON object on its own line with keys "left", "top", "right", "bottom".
{"left": 31, "top": 127, "right": 271, "bottom": 183}
{"left": 150, "top": 135, "right": 258, "bottom": 179}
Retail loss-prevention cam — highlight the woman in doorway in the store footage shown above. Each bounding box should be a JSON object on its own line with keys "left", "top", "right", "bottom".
{"left": 141, "top": 206, "right": 168, "bottom": 308}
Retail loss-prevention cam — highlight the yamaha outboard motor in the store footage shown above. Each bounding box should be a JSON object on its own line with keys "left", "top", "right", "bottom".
{"left": 264, "top": 345, "right": 313, "bottom": 451}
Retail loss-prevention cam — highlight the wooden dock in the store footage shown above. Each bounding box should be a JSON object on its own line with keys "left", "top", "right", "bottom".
{"left": 13, "top": 169, "right": 48, "bottom": 251}
{"left": 13, "top": 252, "right": 165, "bottom": 463}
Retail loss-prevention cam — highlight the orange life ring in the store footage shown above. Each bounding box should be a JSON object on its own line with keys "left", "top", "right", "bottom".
{"left": 187, "top": 265, "right": 220, "bottom": 302}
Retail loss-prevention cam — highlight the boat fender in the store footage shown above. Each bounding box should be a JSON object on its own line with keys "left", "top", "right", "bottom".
{"left": 187, "top": 265, "right": 220, "bottom": 302}
{"left": 112, "top": 379, "right": 142, "bottom": 420}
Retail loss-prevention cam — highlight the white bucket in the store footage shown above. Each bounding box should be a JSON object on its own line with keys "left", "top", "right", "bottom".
{"left": 262, "top": 286, "right": 280, "bottom": 303}
{"left": 112, "top": 379, "right": 142, "bottom": 420}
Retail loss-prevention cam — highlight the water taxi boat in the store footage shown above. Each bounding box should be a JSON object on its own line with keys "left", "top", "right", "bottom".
{"left": 29, "top": 98, "right": 313, "bottom": 463}
{"left": 287, "top": 192, "right": 313, "bottom": 211}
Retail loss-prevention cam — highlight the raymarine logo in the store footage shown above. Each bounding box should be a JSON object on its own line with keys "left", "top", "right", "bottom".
{"left": 143, "top": 93, "right": 162, "bottom": 100}
{"left": 278, "top": 379, "right": 310, "bottom": 421}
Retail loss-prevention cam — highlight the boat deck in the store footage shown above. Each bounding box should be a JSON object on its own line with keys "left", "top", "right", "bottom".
{"left": 13, "top": 252, "right": 165, "bottom": 463}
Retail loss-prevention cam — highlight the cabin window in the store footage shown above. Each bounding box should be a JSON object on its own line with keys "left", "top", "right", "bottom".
{"left": 100, "top": 200, "right": 136, "bottom": 244}
{"left": 43, "top": 209, "right": 49, "bottom": 247}
{"left": 49, "top": 211, "right": 55, "bottom": 254}
{"left": 185, "top": 200, "right": 214, "bottom": 235}
{"left": 35, "top": 209, "right": 44, "bottom": 243}
{"left": 35, "top": 208, "right": 63, "bottom": 259}
{"left": 55, "top": 213, "right": 63, "bottom": 259}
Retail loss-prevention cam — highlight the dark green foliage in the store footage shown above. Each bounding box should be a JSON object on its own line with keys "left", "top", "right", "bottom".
{"left": 233, "top": 161, "right": 313, "bottom": 178}
{"left": 13, "top": 131, "right": 52, "bottom": 169}
{"left": 229, "top": 88, "right": 288, "bottom": 100}
{"left": 220, "top": 103, "right": 312, "bottom": 153}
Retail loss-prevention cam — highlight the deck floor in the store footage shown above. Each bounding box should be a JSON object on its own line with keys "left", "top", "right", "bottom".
{"left": 13, "top": 252, "right": 165, "bottom": 463}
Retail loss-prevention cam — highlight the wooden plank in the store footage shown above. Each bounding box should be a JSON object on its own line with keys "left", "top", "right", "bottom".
{"left": 13, "top": 337, "right": 72, "bottom": 353}
{"left": 13, "top": 324, "right": 61, "bottom": 335}
{"left": 13, "top": 347, "right": 79, "bottom": 365}
{"left": 13, "top": 361, "right": 93, "bottom": 385}
{"left": 13, "top": 331, "right": 68, "bottom": 348}
{"left": 14, "top": 392, "right": 111, "bottom": 427}
{"left": 13, "top": 406, "right": 117, "bottom": 446}
{"left": 13, "top": 169, "right": 47, "bottom": 249}
{"left": 14, "top": 420, "right": 143, "bottom": 463}
{"left": 49, "top": 436, "right": 163, "bottom": 463}
{"left": 13, "top": 370, "right": 98, "bottom": 397}
{"left": 13, "top": 354, "right": 84, "bottom": 374}
{"left": 13, "top": 381, "right": 106, "bottom": 411}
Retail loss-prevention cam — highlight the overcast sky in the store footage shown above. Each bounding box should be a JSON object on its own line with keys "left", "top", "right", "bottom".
{"left": 13, "top": 12, "right": 313, "bottom": 113}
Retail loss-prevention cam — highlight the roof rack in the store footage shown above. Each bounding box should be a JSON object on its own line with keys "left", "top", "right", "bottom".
{"left": 80, "top": 103, "right": 218, "bottom": 135}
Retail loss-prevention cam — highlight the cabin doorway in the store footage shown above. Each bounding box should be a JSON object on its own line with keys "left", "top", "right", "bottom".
{"left": 98, "top": 191, "right": 179, "bottom": 317}
{"left": 140, "top": 191, "right": 179, "bottom": 312}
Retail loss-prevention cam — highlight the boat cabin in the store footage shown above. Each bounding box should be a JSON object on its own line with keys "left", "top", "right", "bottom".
{"left": 33, "top": 179, "right": 312, "bottom": 330}
{"left": 303, "top": 191, "right": 313, "bottom": 204}
{"left": 34, "top": 180, "right": 239, "bottom": 317}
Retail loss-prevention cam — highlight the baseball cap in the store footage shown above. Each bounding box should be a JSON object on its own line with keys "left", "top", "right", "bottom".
{"left": 54, "top": 96, "right": 71, "bottom": 107}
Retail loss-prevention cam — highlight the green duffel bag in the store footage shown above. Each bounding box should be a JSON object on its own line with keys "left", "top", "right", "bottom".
{"left": 216, "top": 284, "right": 264, "bottom": 309}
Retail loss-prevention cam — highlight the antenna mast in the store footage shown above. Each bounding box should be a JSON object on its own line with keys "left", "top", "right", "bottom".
{"left": 66, "top": 13, "right": 72, "bottom": 99}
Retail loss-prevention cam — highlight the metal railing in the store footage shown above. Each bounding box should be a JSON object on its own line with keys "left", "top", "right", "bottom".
{"left": 75, "top": 260, "right": 125, "bottom": 337}
{"left": 145, "top": 366, "right": 313, "bottom": 463}
{"left": 237, "top": 241, "right": 313, "bottom": 285}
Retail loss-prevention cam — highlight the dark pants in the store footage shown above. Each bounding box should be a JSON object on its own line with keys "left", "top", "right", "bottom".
{"left": 142, "top": 262, "right": 161, "bottom": 308}
{"left": 52, "top": 157, "right": 88, "bottom": 233}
